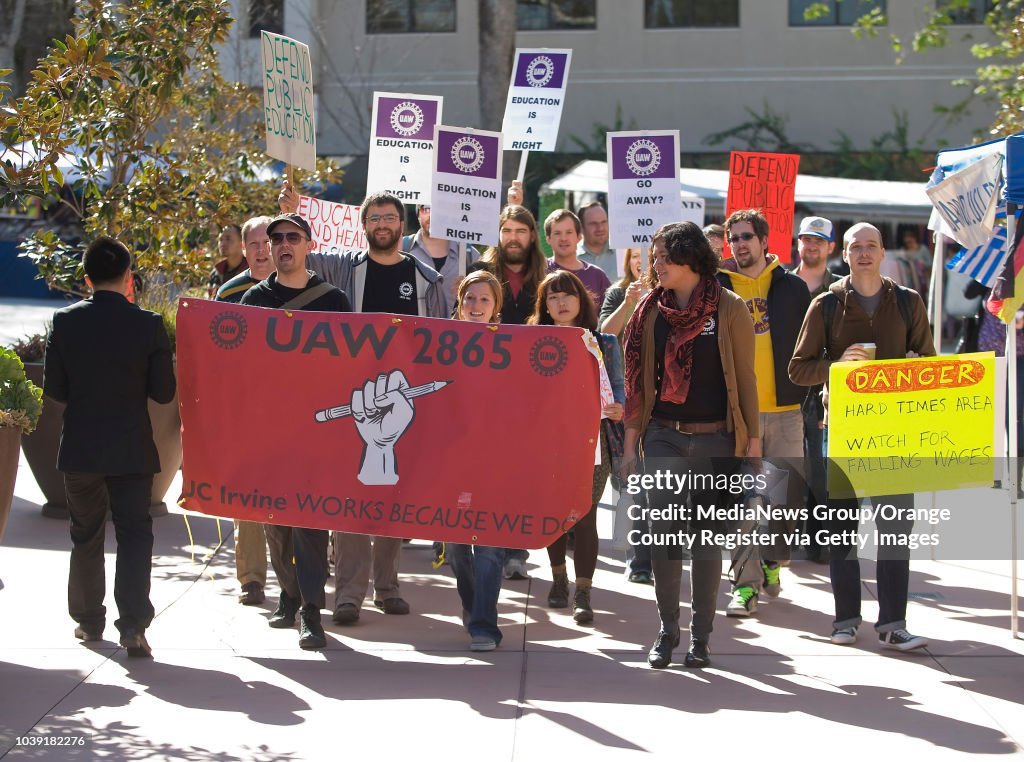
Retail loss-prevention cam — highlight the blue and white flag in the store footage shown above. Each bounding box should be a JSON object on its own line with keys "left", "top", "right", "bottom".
{"left": 946, "top": 205, "right": 1019, "bottom": 288}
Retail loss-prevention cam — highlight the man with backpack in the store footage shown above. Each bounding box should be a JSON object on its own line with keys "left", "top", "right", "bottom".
{"left": 789, "top": 222, "right": 934, "bottom": 651}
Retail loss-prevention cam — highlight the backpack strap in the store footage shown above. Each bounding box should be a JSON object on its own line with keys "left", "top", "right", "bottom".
{"left": 821, "top": 291, "right": 838, "bottom": 360}
{"left": 893, "top": 284, "right": 914, "bottom": 349}
{"left": 280, "top": 281, "right": 333, "bottom": 310}
{"left": 402, "top": 234, "right": 414, "bottom": 253}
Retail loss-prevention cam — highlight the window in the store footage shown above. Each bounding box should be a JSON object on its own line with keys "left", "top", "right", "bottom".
{"left": 789, "top": 0, "right": 886, "bottom": 26}
{"left": 517, "top": 0, "right": 596, "bottom": 30}
{"left": 942, "top": 0, "right": 994, "bottom": 24}
{"left": 249, "top": 0, "right": 283, "bottom": 37}
{"left": 645, "top": 0, "right": 739, "bottom": 28}
{"left": 366, "top": 0, "right": 456, "bottom": 33}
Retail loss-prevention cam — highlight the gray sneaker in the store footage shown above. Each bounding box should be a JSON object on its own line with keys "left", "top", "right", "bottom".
{"left": 830, "top": 626, "right": 857, "bottom": 645}
{"left": 503, "top": 557, "right": 529, "bottom": 580}
{"left": 470, "top": 635, "right": 497, "bottom": 652}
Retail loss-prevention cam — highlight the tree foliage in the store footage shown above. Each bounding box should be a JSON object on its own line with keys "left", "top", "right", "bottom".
{"left": 0, "top": 0, "right": 340, "bottom": 295}
{"left": 837, "top": 0, "right": 1024, "bottom": 138}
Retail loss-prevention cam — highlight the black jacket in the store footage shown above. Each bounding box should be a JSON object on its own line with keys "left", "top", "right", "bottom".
{"left": 44, "top": 290, "right": 176, "bottom": 474}
{"left": 719, "top": 259, "right": 811, "bottom": 407}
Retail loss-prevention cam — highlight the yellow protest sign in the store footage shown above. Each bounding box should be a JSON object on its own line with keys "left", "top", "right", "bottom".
{"left": 827, "top": 352, "right": 996, "bottom": 498}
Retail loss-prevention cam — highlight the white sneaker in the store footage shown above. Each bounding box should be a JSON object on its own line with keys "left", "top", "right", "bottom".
{"left": 879, "top": 629, "right": 929, "bottom": 651}
{"left": 830, "top": 626, "right": 857, "bottom": 645}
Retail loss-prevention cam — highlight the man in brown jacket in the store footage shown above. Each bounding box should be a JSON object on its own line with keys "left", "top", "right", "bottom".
{"left": 789, "top": 222, "right": 934, "bottom": 652}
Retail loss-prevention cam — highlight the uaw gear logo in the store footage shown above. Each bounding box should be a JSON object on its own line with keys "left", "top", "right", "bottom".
{"left": 390, "top": 101, "right": 424, "bottom": 138}
{"left": 625, "top": 139, "right": 661, "bottom": 177}
{"left": 209, "top": 311, "right": 247, "bottom": 350}
{"left": 525, "top": 55, "right": 555, "bottom": 87}
{"left": 529, "top": 336, "right": 568, "bottom": 377}
{"left": 399, "top": 282, "right": 414, "bottom": 299}
{"left": 746, "top": 297, "right": 770, "bottom": 335}
{"left": 700, "top": 315, "right": 716, "bottom": 336}
{"left": 450, "top": 136, "right": 485, "bottom": 174}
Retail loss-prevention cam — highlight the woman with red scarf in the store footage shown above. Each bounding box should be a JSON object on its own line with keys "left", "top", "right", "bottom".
{"left": 620, "top": 221, "right": 760, "bottom": 670}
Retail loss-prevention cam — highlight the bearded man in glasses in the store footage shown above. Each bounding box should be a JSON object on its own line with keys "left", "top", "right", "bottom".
{"left": 717, "top": 209, "right": 811, "bottom": 618}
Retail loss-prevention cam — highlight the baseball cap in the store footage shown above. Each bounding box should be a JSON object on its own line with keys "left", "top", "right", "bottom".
{"left": 798, "top": 216, "right": 833, "bottom": 241}
{"left": 266, "top": 213, "right": 312, "bottom": 239}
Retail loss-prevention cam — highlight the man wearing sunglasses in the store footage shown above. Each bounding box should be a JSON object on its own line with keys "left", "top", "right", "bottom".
{"left": 718, "top": 209, "right": 811, "bottom": 618}
{"left": 241, "top": 212, "right": 351, "bottom": 650}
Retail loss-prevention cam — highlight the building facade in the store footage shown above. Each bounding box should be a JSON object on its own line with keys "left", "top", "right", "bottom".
{"left": 225, "top": 1, "right": 995, "bottom": 158}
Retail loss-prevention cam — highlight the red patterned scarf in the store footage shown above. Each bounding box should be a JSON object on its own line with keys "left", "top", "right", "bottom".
{"left": 622, "top": 277, "right": 721, "bottom": 420}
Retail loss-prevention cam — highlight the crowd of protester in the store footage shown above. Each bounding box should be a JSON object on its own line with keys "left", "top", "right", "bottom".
{"left": 51, "top": 178, "right": 954, "bottom": 667}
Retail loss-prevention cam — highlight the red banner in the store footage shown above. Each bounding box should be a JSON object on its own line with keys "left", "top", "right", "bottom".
{"left": 176, "top": 300, "right": 600, "bottom": 548}
{"left": 724, "top": 151, "right": 800, "bottom": 264}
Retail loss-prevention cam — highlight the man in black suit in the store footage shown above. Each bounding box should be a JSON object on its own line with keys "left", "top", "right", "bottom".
{"left": 44, "top": 236, "right": 176, "bottom": 657}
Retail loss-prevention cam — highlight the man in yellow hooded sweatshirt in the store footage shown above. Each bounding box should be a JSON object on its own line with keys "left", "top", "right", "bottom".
{"left": 718, "top": 209, "right": 812, "bottom": 616}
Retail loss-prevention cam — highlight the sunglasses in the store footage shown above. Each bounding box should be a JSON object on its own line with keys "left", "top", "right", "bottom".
{"left": 270, "top": 232, "right": 308, "bottom": 244}
{"left": 728, "top": 232, "right": 757, "bottom": 244}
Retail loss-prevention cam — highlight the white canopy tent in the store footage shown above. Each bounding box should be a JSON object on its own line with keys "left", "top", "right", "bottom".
{"left": 541, "top": 159, "right": 933, "bottom": 226}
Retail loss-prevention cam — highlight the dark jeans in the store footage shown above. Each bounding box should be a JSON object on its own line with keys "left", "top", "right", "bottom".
{"left": 264, "top": 524, "right": 328, "bottom": 607}
{"left": 823, "top": 427, "right": 912, "bottom": 632}
{"left": 448, "top": 544, "right": 506, "bottom": 642}
{"left": 802, "top": 411, "right": 828, "bottom": 558}
{"left": 643, "top": 422, "right": 735, "bottom": 642}
{"left": 65, "top": 472, "right": 154, "bottom": 636}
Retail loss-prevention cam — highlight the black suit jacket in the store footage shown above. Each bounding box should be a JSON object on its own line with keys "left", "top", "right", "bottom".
{"left": 44, "top": 290, "right": 176, "bottom": 474}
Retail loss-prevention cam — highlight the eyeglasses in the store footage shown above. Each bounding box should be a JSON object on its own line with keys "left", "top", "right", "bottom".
{"left": 367, "top": 214, "right": 401, "bottom": 224}
{"left": 270, "top": 232, "right": 308, "bottom": 244}
{"left": 728, "top": 232, "right": 757, "bottom": 244}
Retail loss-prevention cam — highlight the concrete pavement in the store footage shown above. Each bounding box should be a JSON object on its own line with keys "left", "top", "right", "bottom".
{"left": 1, "top": 457, "right": 1023, "bottom": 761}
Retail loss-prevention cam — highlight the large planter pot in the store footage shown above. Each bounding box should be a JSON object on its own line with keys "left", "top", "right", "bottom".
{"left": 148, "top": 387, "right": 182, "bottom": 517}
{"left": 0, "top": 426, "right": 21, "bottom": 543}
{"left": 21, "top": 363, "right": 68, "bottom": 519}
{"left": 20, "top": 363, "right": 181, "bottom": 519}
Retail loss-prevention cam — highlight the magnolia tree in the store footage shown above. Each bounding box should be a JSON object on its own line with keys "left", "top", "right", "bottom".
{"left": 836, "top": 0, "right": 1024, "bottom": 138}
{"left": 0, "top": 0, "right": 340, "bottom": 296}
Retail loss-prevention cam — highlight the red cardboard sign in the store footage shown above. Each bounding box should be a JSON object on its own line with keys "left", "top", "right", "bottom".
{"left": 176, "top": 299, "right": 600, "bottom": 548}
{"left": 724, "top": 151, "right": 800, "bottom": 264}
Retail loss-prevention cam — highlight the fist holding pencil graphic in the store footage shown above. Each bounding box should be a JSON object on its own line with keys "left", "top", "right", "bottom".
{"left": 313, "top": 369, "right": 451, "bottom": 485}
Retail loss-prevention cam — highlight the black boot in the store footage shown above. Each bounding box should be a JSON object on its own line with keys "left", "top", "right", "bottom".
{"left": 268, "top": 592, "right": 299, "bottom": 629}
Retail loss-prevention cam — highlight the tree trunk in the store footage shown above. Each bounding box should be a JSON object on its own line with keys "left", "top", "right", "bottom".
{"left": 477, "top": 0, "right": 515, "bottom": 132}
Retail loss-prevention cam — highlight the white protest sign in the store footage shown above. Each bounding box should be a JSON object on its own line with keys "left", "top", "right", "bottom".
{"left": 296, "top": 196, "right": 367, "bottom": 254}
{"left": 501, "top": 48, "right": 572, "bottom": 152}
{"left": 926, "top": 152, "right": 1002, "bottom": 250}
{"left": 368, "top": 92, "right": 443, "bottom": 204}
{"left": 606, "top": 131, "right": 683, "bottom": 248}
{"left": 431, "top": 126, "right": 503, "bottom": 247}
{"left": 261, "top": 31, "right": 316, "bottom": 171}
{"left": 680, "top": 196, "right": 705, "bottom": 227}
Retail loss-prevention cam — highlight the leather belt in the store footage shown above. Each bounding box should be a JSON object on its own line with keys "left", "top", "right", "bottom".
{"left": 650, "top": 417, "right": 726, "bottom": 435}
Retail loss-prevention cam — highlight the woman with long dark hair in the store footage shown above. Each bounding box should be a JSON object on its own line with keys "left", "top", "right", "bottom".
{"left": 529, "top": 270, "right": 624, "bottom": 624}
{"left": 620, "top": 222, "right": 760, "bottom": 669}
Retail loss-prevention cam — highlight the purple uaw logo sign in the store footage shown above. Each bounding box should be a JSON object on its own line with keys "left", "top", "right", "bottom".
{"left": 376, "top": 96, "right": 438, "bottom": 140}
{"left": 513, "top": 52, "right": 568, "bottom": 90}
{"left": 611, "top": 135, "right": 677, "bottom": 181}
{"left": 436, "top": 130, "right": 500, "bottom": 178}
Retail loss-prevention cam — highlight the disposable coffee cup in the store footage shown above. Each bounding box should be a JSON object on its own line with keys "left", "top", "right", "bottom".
{"left": 860, "top": 342, "right": 877, "bottom": 360}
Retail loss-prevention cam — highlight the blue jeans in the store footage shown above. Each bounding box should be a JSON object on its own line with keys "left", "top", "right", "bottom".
{"left": 823, "top": 427, "right": 912, "bottom": 632}
{"left": 448, "top": 544, "right": 506, "bottom": 642}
